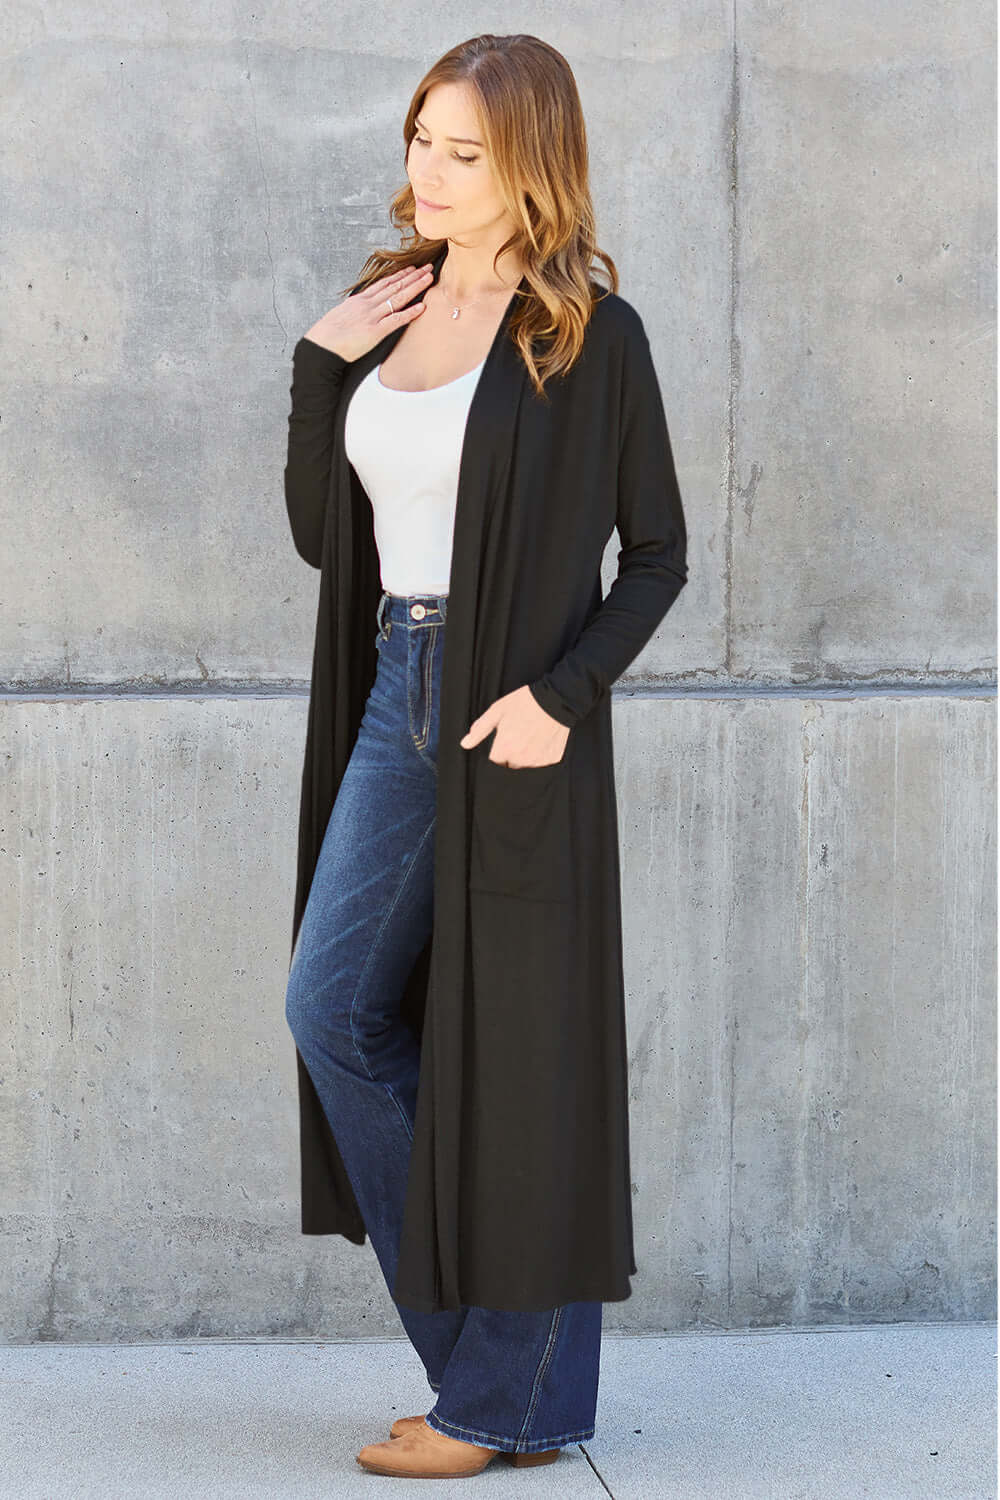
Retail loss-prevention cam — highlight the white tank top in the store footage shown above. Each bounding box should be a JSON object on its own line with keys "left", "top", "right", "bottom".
{"left": 344, "top": 355, "right": 487, "bottom": 595}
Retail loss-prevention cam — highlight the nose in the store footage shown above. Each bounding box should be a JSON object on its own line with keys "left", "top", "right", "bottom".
{"left": 411, "top": 143, "right": 444, "bottom": 184}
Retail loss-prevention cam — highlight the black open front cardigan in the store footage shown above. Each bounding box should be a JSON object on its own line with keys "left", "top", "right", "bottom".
{"left": 283, "top": 244, "right": 688, "bottom": 1313}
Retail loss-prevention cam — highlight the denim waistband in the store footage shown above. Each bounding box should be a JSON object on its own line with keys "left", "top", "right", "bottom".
{"left": 377, "top": 589, "right": 448, "bottom": 631}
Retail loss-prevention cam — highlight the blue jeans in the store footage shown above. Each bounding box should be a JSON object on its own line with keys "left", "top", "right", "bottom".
{"left": 285, "top": 588, "right": 603, "bottom": 1454}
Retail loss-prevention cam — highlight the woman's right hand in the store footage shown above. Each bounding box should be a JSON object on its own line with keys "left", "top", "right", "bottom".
{"left": 303, "top": 262, "right": 435, "bottom": 362}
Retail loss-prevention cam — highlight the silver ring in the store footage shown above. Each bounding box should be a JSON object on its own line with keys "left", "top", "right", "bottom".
{"left": 385, "top": 297, "right": 394, "bottom": 314}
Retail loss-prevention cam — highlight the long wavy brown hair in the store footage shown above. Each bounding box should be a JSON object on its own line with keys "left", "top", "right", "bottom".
{"left": 342, "top": 33, "right": 619, "bottom": 401}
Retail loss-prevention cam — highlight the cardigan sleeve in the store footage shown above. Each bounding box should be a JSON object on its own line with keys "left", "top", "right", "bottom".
{"left": 527, "top": 312, "right": 689, "bottom": 728}
{"left": 283, "top": 335, "right": 350, "bottom": 568}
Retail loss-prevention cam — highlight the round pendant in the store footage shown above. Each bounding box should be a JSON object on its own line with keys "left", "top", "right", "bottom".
{"left": 451, "top": 308, "right": 460, "bottom": 319}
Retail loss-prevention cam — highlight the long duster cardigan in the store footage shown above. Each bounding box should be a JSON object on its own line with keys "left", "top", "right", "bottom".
{"left": 282, "top": 244, "right": 688, "bottom": 1313}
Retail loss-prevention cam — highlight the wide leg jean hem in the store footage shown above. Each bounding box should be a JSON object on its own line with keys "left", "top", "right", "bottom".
{"left": 423, "top": 1409, "right": 595, "bottom": 1454}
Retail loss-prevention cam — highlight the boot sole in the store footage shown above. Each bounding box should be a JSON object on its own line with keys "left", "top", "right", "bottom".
{"left": 359, "top": 1448, "right": 560, "bottom": 1476}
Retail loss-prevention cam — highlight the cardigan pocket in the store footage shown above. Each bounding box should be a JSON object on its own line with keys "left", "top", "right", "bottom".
{"left": 469, "top": 751, "right": 573, "bottom": 902}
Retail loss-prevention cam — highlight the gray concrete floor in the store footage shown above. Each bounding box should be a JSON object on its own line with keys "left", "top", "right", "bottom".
{"left": 0, "top": 1322, "right": 993, "bottom": 1498}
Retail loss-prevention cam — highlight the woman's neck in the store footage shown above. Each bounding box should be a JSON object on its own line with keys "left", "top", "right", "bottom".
{"left": 435, "top": 246, "right": 524, "bottom": 303}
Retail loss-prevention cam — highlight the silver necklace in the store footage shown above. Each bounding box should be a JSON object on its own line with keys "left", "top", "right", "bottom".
{"left": 436, "top": 277, "right": 515, "bottom": 320}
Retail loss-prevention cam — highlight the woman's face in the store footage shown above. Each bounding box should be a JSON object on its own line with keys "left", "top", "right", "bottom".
{"left": 407, "top": 81, "right": 513, "bottom": 244}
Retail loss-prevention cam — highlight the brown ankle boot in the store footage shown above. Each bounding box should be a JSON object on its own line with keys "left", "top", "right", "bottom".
{"left": 361, "top": 1419, "right": 560, "bottom": 1477}
{"left": 358, "top": 1421, "right": 503, "bottom": 1477}
{"left": 383, "top": 1414, "right": 561, "bottom": 1469}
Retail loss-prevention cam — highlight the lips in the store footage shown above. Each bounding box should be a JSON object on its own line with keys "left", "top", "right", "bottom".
{"left": 416, "top": 195, "right": 448, "bottom": 211}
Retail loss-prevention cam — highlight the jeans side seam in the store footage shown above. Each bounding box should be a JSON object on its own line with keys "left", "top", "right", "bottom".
{"left": 516, "top": 1304, "right": 563, "bottom": 1444}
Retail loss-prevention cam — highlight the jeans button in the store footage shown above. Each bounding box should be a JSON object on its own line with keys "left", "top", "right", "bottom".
{"left": 410, "top": 603, "right": 426, "bottom": 620}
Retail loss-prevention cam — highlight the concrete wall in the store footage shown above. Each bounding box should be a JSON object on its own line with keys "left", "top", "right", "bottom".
{"left": 1, "top": 8, "right": 994, "bottom": 1340}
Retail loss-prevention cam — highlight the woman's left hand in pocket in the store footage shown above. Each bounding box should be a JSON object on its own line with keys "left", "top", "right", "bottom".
{"left": 460, "top": 685, "right": 571, "bottom": 767}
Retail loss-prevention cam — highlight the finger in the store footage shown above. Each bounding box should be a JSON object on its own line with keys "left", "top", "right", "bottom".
{"left": 366, "top": 263, "right": 434, "bottom": 298}
{"left": 374, "top": 275, "right": 434, "bottom": 320}
{"left": 379, "top": 299, "right": 428, "bottom": 328}
{"left": 460, "top": 708, "right": 498, "bottom": 747}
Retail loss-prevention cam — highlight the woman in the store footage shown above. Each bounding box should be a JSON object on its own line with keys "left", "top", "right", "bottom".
{"left": 283, "top": 33, "right": 688, "bottom": 1481}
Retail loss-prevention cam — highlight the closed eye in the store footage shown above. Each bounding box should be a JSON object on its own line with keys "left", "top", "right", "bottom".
{"left": 412, "top": 135, "right": 478, "bottom": 165}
